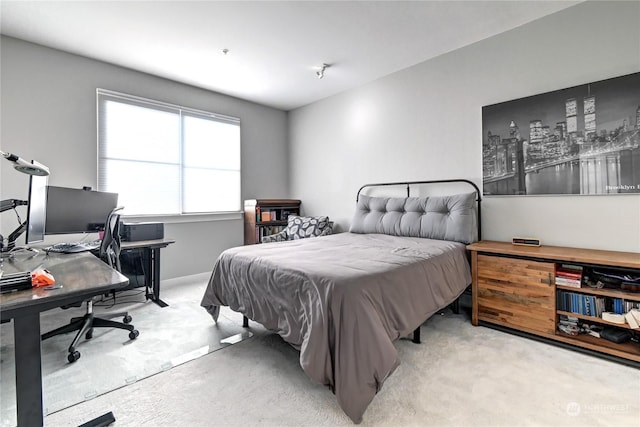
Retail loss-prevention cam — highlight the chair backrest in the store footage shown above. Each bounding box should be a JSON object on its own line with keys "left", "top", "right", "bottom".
{"left": 100, "top": 207, "right": 124, "bottom": 271}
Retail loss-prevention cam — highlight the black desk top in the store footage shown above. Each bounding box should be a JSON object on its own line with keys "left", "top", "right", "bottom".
{"left": 0, "top": 251, "right": 129, "bottom": 320}
{"left": 121, "top": 238, "right": 175, "bottom": 250}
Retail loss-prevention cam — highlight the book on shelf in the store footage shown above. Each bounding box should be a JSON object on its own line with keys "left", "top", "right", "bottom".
{"left": 556, "top": 270, "right": 582, "bottom": 279}
{"left": 613, "top": 298, "right": 624, "bottom": 314}
{"left": 557, "top": 264, "right": 583, "bottom": 275}
{"left": 556, "top": 290, "right": 604, "bottom": 317}
{"left": 559, "top": 264, "right": 584, "bottom": 273}
{"left": 555, "top": 276, "right": 581, "bottom": 288}
{"left": 625, "top": 311, "right": 640, "bottom": 329}
{"left": 601, "top": 312, "right": 626, "bottom": 325}
{"left": 261, "top": 211, "right": 272, "bottom": 222}
{"left": 621, "top": 280, "right": 640, "bottom": 292}
{"left": 555, "top": 264, "right": 583, "bottom": 288}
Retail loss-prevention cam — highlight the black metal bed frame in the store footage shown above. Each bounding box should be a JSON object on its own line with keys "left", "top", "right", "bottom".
{"left": 356, "top": 179, "right": 482, "bottom": 343}
{"left": 356, "top": 178, "right": 482, "bottom": 241}
{"left": 243, "top": 179, "right": 483, "bottom": 344}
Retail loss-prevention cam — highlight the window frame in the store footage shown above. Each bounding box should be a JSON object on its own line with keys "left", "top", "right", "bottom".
{"left": 96, "top": 89, "right": 242, "bottom": 219}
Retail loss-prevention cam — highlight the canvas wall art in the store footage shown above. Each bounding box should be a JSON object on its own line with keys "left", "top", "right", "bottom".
{"left": 482, "top": 72, "right": 640, "bottom": 196}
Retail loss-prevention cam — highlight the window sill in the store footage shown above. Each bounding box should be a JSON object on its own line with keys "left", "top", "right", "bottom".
{"left": 122, "top": 211, "right": 242, "bottom": 224}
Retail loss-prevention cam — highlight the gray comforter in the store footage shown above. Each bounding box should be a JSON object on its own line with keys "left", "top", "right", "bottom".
{"left": 201, "top": 232, "right": 471, "bottom": 423}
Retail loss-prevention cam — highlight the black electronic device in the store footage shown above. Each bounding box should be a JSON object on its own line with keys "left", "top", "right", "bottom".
{"left": 0, "top": 271, "right": 32, "bottom": 293}
{"left": 600, "top": 327, "right": 632, "bottom": 344}
{"left": 45, "top": 186, "right": 118, "bottom": 235}
{"left": 512, "top": 237, "right": 541, "bottom": 246}
{"left": 121, "top": 222, "right": 164, "bottom": 242}
{"left": 25, "top": 162, "right": 49, "bottom": 244}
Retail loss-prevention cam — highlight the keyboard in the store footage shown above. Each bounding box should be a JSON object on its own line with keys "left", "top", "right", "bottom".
{"left": 46, "top": 240, "right": 101, "bottom": 254}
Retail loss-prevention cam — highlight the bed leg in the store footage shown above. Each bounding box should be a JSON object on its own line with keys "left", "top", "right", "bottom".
{"left": 412, "top": 327, "right": 421, "bottom": 344}
{"left": 242, "top": 316, "right": 249, "bottom": 328}
{"left": 451, "top": 298, "right": 460, "bottom": 315}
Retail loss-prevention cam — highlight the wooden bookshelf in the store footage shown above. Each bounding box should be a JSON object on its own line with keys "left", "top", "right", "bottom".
{"left": 243, "top": 199, "right": 301, "bottom": 245}
{"left": 468, "top": 240, "right": 640, "bottom": 366}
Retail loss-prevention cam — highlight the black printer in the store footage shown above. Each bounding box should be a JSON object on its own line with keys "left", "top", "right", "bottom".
{"left": 120, "top": 222, "right": 164, "bottom": 242}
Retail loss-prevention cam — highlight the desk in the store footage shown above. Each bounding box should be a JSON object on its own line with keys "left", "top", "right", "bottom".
{"left": 120, "top": 238, "right": 174, "bottom": 307}
{"left": 0, "top": 251, "right": 129, "bottom": 427}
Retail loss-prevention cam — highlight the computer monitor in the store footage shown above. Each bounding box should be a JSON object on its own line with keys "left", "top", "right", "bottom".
{"left": 45, "top": 186, "right": 118, "bottom": 235}
{"left": 25, "top": 161, "right": 49, "bottom": 244}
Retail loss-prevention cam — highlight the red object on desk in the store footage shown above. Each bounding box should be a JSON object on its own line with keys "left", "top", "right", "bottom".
{"left": 31, "top": 269, "right": 55, "bottom": 287}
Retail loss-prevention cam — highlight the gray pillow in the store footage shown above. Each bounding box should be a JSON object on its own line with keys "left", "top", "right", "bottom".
{"left": 349, "top": 192, "right": 477, "bottom": 243}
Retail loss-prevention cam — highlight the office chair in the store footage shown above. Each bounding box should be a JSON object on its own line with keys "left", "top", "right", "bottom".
{"left": 41, "top": 207, "right": 139, "bottom": 363}
{"left": 100, "top": 206, "right": 123, "bottom": 270}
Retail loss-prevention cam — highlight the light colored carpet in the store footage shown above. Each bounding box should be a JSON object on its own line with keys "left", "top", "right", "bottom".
{"left": 0, "top": 272, "right": 248, "bottom": 427}
{"left": 41, "top": 295, "right": 640, "bottom": 426}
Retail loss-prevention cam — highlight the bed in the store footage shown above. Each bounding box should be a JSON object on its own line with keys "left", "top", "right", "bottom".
{"left": 201, "top": 179, "right": 481, "bottom": 423}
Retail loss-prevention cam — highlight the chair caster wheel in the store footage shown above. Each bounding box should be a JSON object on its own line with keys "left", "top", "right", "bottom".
{"left": 123, "top": 314, "right": 132, "bottom": 324}
{"left": 129, "top": 330, "right": 139, "bottom": 340}
{"left": 68, "top": 351, "right": 80, "bottom": 363}
{"left": 85, "top": 330, "right": 93, "bottom": 340}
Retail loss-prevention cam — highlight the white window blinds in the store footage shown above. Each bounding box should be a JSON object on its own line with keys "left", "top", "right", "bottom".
{"left": 97, "top": 89, "right": 241, "bottom": 216}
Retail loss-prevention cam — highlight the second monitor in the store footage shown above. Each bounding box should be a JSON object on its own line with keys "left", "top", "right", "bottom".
{"left": 45, "top": 186, "right": 118, "bottom": 235}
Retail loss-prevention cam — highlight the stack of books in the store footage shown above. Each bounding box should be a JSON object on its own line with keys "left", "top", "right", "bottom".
{"left": 557, "top": 315, "right": 580, "bottom": 335}
{"left": 260, "top": 211, "right": 277, "bottom": 222}
{"left": 625, "top": 309, "right": 640, "bottom": 329}
{"left": 557, "top": 290, "right": 605, "bottom": 317}
{"left": 555, "top": 264, "right": 583, "bottom": 288}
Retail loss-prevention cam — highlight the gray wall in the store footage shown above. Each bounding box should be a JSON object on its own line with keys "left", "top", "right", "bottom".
{"left": 0, "top": 36, "right": 289, "bottom": 279}
{"left": 289, "top": 1, "right": 640, "bottom": 253}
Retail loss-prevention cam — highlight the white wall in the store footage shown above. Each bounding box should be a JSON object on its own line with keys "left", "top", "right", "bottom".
{"left": 289, "top": 1, "right": 640, "bottom": 253}
{"left": 0, "top": 36, "right": 290, "bottom": 279}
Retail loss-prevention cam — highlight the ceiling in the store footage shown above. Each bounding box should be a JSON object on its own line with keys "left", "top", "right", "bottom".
{"left": 1, "top": 1, "right": 580, "bottom": 111}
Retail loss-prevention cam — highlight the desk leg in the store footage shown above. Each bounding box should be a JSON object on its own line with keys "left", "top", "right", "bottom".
{"left": 14, "top": 313, "right": 44, "bottom": 427}
{"left": 150, "top": 247, "right": 167, "bottom": 308}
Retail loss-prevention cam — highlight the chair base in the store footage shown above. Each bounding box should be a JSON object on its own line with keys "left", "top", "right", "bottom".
{"left": 42, "top": 310, "right": 138, "bottom": 363}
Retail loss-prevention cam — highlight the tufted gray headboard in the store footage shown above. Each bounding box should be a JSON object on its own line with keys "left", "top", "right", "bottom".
{"left": 349, "top": 180, "right": 481, "bottom": 244}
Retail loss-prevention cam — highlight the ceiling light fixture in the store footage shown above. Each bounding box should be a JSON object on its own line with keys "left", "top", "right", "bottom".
{"left": 316, "top": 63, "right": 330, "bottom": 79}
{"left": 222, "top": 48, "right": 229, "bottom": 55}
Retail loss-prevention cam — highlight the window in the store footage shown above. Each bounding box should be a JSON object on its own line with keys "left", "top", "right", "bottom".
{"left": 97, "top": 89, "right": 241, "bottom": 216}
